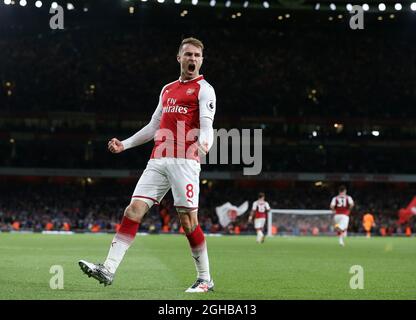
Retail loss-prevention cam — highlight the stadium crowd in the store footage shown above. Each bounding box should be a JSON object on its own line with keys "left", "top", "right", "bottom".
{"left": 1, "top": 9, "right": 415, "bottom": 236}
{"left": 1, "top": 22, "right": 415, "bottom": 119}
{"left": 0, "top": 181, "right": 414, "bottom": 236}
{"left": 1, "top": 20, "right": 416, "bottom": 173}
{"left": 2, "top": 140, "right": 416, "bottom": 174}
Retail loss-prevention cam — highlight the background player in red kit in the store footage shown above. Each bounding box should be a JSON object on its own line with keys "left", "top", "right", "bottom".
{"left": 248, "top": 192, "right": 270, "bottom": 243}
{"left": 79, "top": 37, "right": 216, "bottom": 293}
{"left": 330, "top": 185, "right": 354, "bottom": 247}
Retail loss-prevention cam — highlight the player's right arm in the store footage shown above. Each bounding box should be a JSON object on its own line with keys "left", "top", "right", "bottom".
{"left": 248, "top": 210, "right": 254, "bottom": 222}
{"left": 248, "top": 201, "right": 257, "bottom": 222}
{"left": 108, "top": 90, "right": 163, "bottom": 154}
{"left": 348, "top": 196, "right": 355, "bottom": 210}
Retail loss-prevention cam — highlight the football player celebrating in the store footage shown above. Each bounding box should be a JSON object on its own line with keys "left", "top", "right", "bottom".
{"left": 79, "top": 37, "right": 216, "bottom": 293}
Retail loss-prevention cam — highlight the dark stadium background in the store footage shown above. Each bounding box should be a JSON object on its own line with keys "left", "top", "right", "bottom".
{"left": 1, "top": 0, "right": 416, "bottom": 236}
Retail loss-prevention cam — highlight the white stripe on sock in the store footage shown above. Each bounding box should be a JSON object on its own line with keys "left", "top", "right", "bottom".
{"left": 191, "top": 241, "right": 211, "bottom": 281}
{"left": 104, "top": 233, "right": 134, "bottom": 274}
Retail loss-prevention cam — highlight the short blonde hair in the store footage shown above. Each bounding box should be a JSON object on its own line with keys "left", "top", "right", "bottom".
{"left": 178, "top": 37, "right": 204, "bottom": 55}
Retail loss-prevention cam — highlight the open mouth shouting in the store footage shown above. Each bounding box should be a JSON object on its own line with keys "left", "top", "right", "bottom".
{"left": 187, "top": 63, "right": 196, "bottom": 73}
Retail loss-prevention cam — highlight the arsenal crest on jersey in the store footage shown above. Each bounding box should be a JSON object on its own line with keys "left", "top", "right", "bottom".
{"left": 186, "top": 88, "right": 195, "bottom": 95}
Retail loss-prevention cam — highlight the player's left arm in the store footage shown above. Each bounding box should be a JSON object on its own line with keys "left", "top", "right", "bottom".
{"left": 198, "top": 83, "right": 216, "bottom": 155}
{"left": 330, "top": 197, "right": 336, "bottom": 213}
{"left": 265, "top": 201, "right": 271, "bottom": 220}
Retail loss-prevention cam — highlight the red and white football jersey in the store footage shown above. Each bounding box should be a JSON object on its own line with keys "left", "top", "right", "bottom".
{"left": 252, "top": 200, "right": 270, "bottom": 219}
{"left": 330, "top": 194, "right": 354, "bottom": 215}
{"left": 150, "top": 75, "right": 216, "bottom": 162}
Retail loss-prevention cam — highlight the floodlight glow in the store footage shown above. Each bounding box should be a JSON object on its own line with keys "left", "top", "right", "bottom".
{"left": 19, "top": 0, "right": 27, "bottom": 6}
{"left": 67, "top": 3, "right": 74, "bottom": 10}
{"left": 243, "top": 1, "right": 249, "bottom": 8}
{"left": 346, "top": 3, "right": 352, "bottom": 11}
{"left": 263, "top": 1, "right": 269, "bottom": 8}
{"left": 378, "top": 3, "right": 386, "bottom": 11}
{"left": 362, "top": 4, "right": 369, "bottom": 11}
{"left": 191, "top": 0, "right": 198, "bottom": 5}
{"left": 35, "top": 0, "right": 42, "bottom": 7}
{"left": 209, "top": 0, "right": 215, "bottom": 6}
{"left": 411, "top": 2, "right": 416, "bottom": 11}
{"left": 51, "top": 2, "right": 58, "bottom": 9}
{"left": 329, "top": 3, "right": 336, "bottom": 10}
{"left": 394, "top": 3, "right": 402, "bottom": 10}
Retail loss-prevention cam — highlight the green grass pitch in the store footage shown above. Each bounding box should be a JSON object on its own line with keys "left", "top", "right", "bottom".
{"left": 0, "top": 233, "right": 415, "bottom": 300}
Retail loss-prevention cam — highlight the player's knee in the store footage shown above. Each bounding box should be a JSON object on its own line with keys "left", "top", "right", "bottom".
{"left": 180, "top": 220, "right": 191, "bottom": 232}
{"left": 125, "top": 200, "right": 149, "bottom": 222}
{"left": 177, "top": 209, "right": 198, "bottom": 232}
{"left": 178, "top": 213, "right": 191, "bottom": 227}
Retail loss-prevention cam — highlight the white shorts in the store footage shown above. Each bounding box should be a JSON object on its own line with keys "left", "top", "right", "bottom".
{"left": 334, "top": 214, "right": 349, "bottom": 231}
{"left": 132, "top": 158, "right": 200, "bottom": 210}
{"left": 254, "top": 218, "right": 266, "bottom": 230}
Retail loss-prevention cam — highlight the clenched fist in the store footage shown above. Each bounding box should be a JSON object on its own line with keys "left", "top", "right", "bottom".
{"left": 108, "top": 138, "right": 125, "bottom": 153}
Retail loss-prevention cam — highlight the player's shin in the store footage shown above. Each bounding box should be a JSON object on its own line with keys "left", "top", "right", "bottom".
{"left": 185, "top": 224, "right": 211, "bottom": 281}
{"left": 104, "top": 216, "right": 139, "bottom": 274}
{"left": 338, "top": 231, "right": 345, "bottom": 245}
{"left": 256, "top": 230, "right": 262, "bottom": 242}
